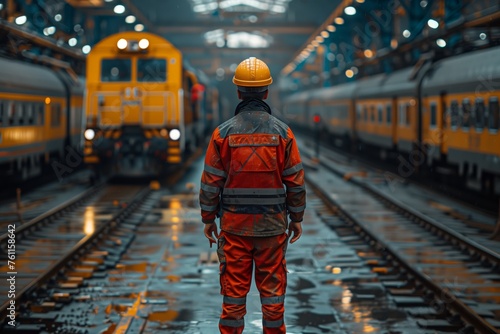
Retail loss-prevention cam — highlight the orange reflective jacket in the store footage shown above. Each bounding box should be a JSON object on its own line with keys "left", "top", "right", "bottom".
{"left": 200, "top": 99, "right": 306, "bottom": 237}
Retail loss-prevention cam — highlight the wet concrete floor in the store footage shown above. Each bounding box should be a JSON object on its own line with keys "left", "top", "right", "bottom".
{"left": 44, "top": 158, "right": 442, "bottom": 334}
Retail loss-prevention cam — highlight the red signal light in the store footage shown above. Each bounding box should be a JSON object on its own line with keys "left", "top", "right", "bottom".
{"left": 313, "top": 115, "right": 321, "bottom": 123}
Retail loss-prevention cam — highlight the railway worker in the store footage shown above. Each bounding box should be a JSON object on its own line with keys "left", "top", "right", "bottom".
{"left": 199, "top": 57, "right": 306, "bottom": 334}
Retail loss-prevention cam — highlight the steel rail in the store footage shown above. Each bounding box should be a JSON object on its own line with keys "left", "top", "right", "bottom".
{"left": 305, "top": 170, "right": 499, "bottom": 334}
{"left": 315, "top": 155, "right": 500, "bottom": 266}
{"left": 0, "top": 182, "right": 105, "bottom": 247}
{"left": 0, "top": 185, "right": 151, "bottom": 321}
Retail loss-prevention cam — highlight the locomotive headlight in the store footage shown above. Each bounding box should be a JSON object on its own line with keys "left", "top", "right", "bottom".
{"left": 169, "top": 129, "right": 181, "bottom": 141}
{"left": 84, "top": 129, "right": 95, "bottom": 141}
{"left": 139, "top": 38, "right": 149, "bottom": 49}
{"left": 117, "top": 38, "right": 128, "bottom": 50}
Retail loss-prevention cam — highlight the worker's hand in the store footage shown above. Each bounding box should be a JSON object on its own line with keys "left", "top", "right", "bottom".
{"left": 288, "top": 222, "right": 302, "bottom": 244}
{"left": 204, "top": 222, "right": 219, "bottom": 248}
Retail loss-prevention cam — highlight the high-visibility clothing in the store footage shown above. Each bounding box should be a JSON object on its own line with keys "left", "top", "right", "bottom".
{"left": 199, "top": 98, "right": 306, "bottom": 237}
{"left": 200, "top": 97, "right": 305, "bottom": 334}
{"left": 217, "top": 231, "right": 288, "bottom": 334}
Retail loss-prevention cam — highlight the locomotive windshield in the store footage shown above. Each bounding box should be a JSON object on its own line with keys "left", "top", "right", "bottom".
{"left": 137, "top": 58, "right": 167, "bottom": 82}
{"left": 101, "top": 59, "right": 132, "bottom": 82}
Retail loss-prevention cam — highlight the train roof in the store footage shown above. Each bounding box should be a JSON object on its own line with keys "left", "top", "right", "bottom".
{"left": 89, "top": 31, "right": 180, "bottom": 55}
{"left": 422, "top": 46, "right": 500, "bottom": 95}
{"left": 356, "top": 67, "right": 419, "bottom": 99}
{"left": 56, "top": 71, "right": 85, "bottom": 96}
{"left": 0, "top": 57, "right": 66, "bottom": 97}
{"left": 283, "top": 90, "right": 311, "bottom": 103}
{"left": 310, "top": 81, "right": 357, "bottom": 101}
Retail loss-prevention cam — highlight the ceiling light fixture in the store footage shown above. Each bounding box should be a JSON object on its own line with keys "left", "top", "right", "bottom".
{"left": 427, "top": 19, "right": 439, "bottom": 29}
{"left": 344, "top": 6, "right": 356, "bottom": 15}
{"left": 15, "top": 15, "right": 27, "bottom": 25}
{"left": 436, "top": 38, "right": 446, "bottom": 47}
{"left": 82, "top": 45, "right": 91, "bottom": 54}
{"left": 114, "top": 5, "right": 125, "bottom": 14}
{"left": 125, "top": 15, "right": 136, "bottom": 24}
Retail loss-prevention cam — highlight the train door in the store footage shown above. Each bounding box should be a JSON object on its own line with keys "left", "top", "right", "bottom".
{"left": 350, "top": 100, "right": 357, "bottom": 153}
{"left": 439, "top": 92, "right": 447, "bottom": 155}
{"left": 422, "top": 96, "right": 442, "bottom": 166}
{"left": 390, "top": 98, "right": 397, "bottom": 150}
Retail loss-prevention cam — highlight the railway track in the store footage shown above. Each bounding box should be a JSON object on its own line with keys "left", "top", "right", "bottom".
{"left": 303, "top": 147, "right": 500, "bottom": 333}
{"left": 0, "top": 183, "right": 152, "bottom": 327}
{"left": 0, "top": 171, "right": 94, "bottom": 226}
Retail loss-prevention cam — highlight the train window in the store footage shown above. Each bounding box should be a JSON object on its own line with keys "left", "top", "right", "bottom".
{"left": 398, "top": 104, "right": 405, "bottom": 125}
{"left": 450, "top": 100, "right": 459, "bottom": 129}
{"left": 363, "top": 106, "right": 368, "bottom": 122}
{"left": 0, "top": 101, "right": 4, "bottom": 127}
{"left": 386, "top": 104, "right": 392, "bottom": 124}
{"left": 101, "top": 59, "right": 131, "bottom": 82}
{"left": 342, "top": 106, "right": 348, "bottom": 120}
{"left": 37, "top": 103, "right": 45, "bottom": 125}
{"left": 430, "top": 102, "right": 437, "bottom": 127}
{"left": 356, "top": 105, "right": 362, "bottom": 120}
{"left": 489, "top": 97, "right": 499, "bottom": 131}
{"left": 441, "top": 98, "right": 447, "bottom": 129}
{"left": 462, "top": 99, "right": 471, "bottom": 130}
{"left": 405, "top": 104, "right": 411, "bottom": 126}
{"left": 137, "top": 58, "right": 167, "bottom": 82}
{"left": 474, "top": 99, "right": 485, "bottom": 130}
{"left": 370, "top": 106, "right": 375, "bottom": 122}
{"left": 26, "top": 104, "right": 34, "bottom": 125}
{"left": 18, "top": 103, "right": 25, "bottom": 125}
{"left": 377, "top": 105, "right": 383, "bottom": 123}
{"left": 8, "top": 102, "right": 16, "bottom": 125}
{"left": 51, "top": 104, "right": 62, "bottom": 127}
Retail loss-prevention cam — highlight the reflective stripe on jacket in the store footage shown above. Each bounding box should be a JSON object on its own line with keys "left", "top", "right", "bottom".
{"left": 199, "top": 99, "right": 306, "bottom": 237}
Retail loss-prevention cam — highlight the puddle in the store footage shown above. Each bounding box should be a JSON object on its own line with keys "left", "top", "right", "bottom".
{"left": 105, "top": 304, "right": 130, "bottom": 314}
{"left": 371, "top": 308, "right": 407, "bottom": 321}
{"left": 115, "top": 262, "right": 149, "bottom": 273}
{"left": 291, "top": 277, "right": 316, "bottom": 291}
{"left": 148, "top": 309, "right": 179, "bottom": 322}
{"left": 147, "top": 308, "right": 195, "bottom": 324}
{"left": 290, "top": 310, "right": 336, "bottom": 327}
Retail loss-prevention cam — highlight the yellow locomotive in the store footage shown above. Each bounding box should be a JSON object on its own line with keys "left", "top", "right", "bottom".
{"left": 0, "top": 57, "right": 84, "bottom": 182}
{"left": 84, "top": 31, "right": 214, "bottom": 176}
{"left": 283, "top": 46, "right": 500, "bottom": 194}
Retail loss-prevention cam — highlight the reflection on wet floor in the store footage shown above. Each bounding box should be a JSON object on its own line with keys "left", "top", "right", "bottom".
{"left": 14, "top": 166, "right": 499, "bottom": 333}
{"left": 29, "top": 187, "right": 422, "bottom": 333}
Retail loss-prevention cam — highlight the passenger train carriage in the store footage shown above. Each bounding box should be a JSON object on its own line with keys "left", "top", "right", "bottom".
{"left": 421, "top": 47, "right": 500, "bottom": 191}
{"left": 283, "top": 46, "right": 500, "bottom": 194}
{"left": 0, "top": 57, "right": 84, "bottom": 182}
{"left": 84, "top": 31, "right": 215, "bottom": 176}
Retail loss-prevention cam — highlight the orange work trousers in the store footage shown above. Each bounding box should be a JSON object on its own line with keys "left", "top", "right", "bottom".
{"left": 216, "top": 230, "right": 288, "bottom": 334}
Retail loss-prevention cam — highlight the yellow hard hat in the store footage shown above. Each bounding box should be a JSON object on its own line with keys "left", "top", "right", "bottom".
{"left": 232, "top": 57, "right": 273, "bottom": 87}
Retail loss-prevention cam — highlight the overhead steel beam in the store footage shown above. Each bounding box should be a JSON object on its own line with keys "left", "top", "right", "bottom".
{"left": 121, "top": 0, "right": 155, "bottom": 32}
{"left": 178, "top": 46, "right": 298, "bottom": 54}
{"left": 0, "top": 19, "right": 85, "bottom": 60}
{"left": 157, "top": 24, "right": 316, "bottom": 35}
{"left": 65, "top": 0, "right": 103, "bottom": 7}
